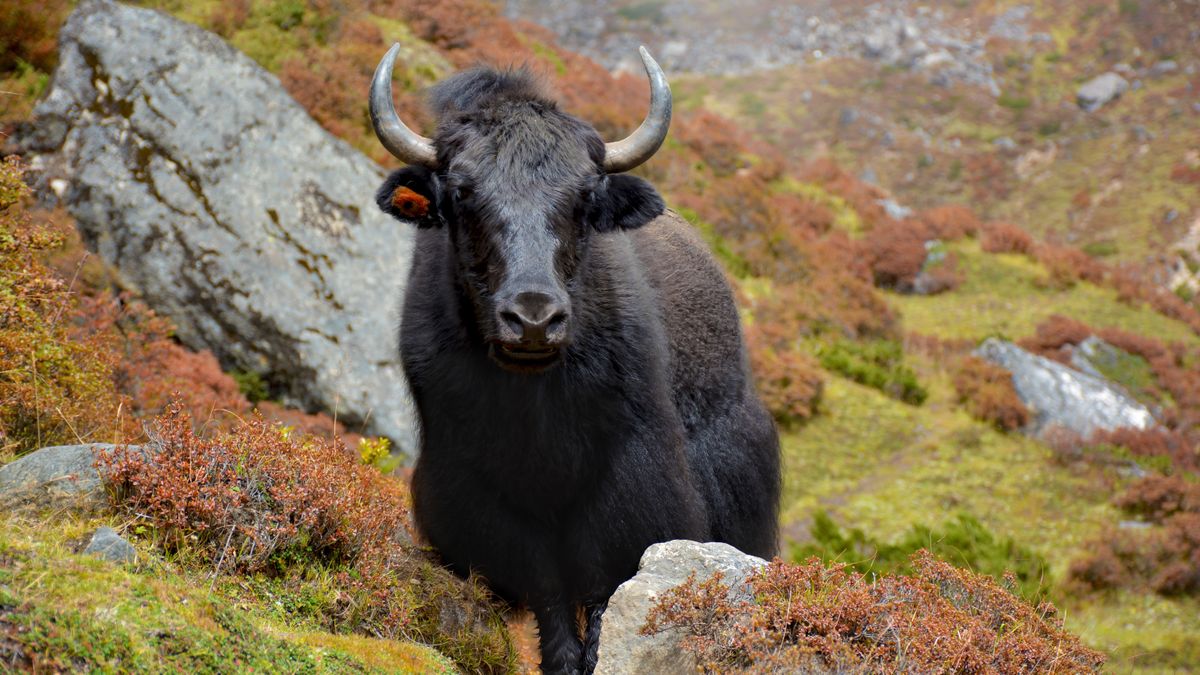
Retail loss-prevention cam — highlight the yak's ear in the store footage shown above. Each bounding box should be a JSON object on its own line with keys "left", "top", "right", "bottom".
{"left": 585, "top": 174, "right": 665, "bottom": 232}
{"left": 376, "top": 166, "right": 444, "bottom": 228}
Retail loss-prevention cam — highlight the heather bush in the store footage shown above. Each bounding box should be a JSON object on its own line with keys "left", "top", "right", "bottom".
{"left": 917, "top": 204, "right": 980, "bottom": 240}
{"left": 980, "top": 221, "right": 1034, "bottom": 255}
{"left": 1068, "top": 476, "right": 1200, "bottom": 597}
{"left": 818, "top": 339, "right": 927, "bottom": 405}
{"left": 953, "top": 356, "right": 1030, "bottom": 431}
{"left": 793, "top": 510, "right": 1051, "bottom": 601}
{"left": 98, "top": 403, "right": 516, "bottom": 672}
{"left": 863, "top": 219, "right": 927, "bottom": 290}
{"left": 1034, "top": 243, "right": 1106, "bottom": 288}
{"left": 643, "top": 553, "right": 1103, "bottom": 673}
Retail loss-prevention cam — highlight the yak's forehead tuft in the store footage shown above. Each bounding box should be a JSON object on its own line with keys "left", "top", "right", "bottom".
{"left": 429, "top": 66, "right": 552, "bottom": 118}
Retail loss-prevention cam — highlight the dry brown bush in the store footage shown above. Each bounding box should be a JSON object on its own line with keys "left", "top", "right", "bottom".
{"left": 643, "top": 553, "right": 1104, "bottom": 673}
{"left": 953, "top": 356, "right": 1030, "bottom": 432}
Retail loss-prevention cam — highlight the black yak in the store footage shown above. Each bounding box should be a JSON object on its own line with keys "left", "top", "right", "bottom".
{"left": 370, "top": 44, "right": 780, "bottom": 675}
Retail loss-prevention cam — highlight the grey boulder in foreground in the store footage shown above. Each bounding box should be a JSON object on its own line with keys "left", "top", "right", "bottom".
{"left": 22, "top": 0, "right": 418, "bottom": 452}
{"left": 595, "top": 540, "right": 767, "bottom": 674}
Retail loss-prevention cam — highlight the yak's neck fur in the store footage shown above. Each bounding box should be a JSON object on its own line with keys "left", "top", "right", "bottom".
{"left": 402, "top": 226, "right": 680, "bottom": 511}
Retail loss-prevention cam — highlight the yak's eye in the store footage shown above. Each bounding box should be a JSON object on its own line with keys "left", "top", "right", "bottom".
{"left": 453, "top": 185, "right": 474, "bottom": 203}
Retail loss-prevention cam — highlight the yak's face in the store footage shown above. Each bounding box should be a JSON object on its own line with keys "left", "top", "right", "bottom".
{"left": 378, "top": 102, "right": 664, "bottom": 374}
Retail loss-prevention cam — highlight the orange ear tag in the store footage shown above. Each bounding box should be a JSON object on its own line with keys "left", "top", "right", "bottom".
{"left": 391, "top": 186, "right": 430, "bottom": 219}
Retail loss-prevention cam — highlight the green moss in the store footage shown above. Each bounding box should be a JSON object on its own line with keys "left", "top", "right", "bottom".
{"left": 816, "top": 339, "right": 927, "bottom": 405}
{"left": 228, "top": 21, "right": 302, "bottom": 72}
{"left": 231, "top": 370, "right": 269, "bottom": 403}
{"left": 793, "top": 510, "right": 1051, "bottom": 601}
{"left": 0, "top": 514, "right": 455, "bottom": 673}
{"left": 890, "top": 240, "right": 1200, "bottom": 345}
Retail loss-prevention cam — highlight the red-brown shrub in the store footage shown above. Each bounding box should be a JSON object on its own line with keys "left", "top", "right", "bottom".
{"left": 643, "top": 553, "right": 1104, "bottom": 673}
{"left": 0, "top": 0, "right": 70, "bottom": 72}
{"left": 1091, "top": 427, "right": 1199, "bottom": 474}
{"left": 1018, "top": 314, "right": 1092, "bottom": 366}
{"left": 1034, "top": 243, "right": 1106, "bottom": 288}
{"left": 1069, "top": 477, "right": 1200, "bottom": 597}
{"left": 981, "top": 222, "right": 1034, "bottom": 255}
{"left": 1171, "top": 162, "right": 1200, "bottom": 186}
{"left": 208, "top": 0, "right": 250, "bottom": 37}
{"left": 864, "top": 219, "right": 927, "bottom": 290}
{"left": 917, "top": 204, "right": 981, "bottom": 240}
{"left": 796, "top": 158, "right": 891, "bottom": 231}
{"left": 1115, "top": 475, "right": 1200, "bottom": 523}
{"left": 745, "top": 324, "right": 824, "bottom": 425}
{"left": 97, "top": 402, "right": 516, "bottom": 671}
{"left": 953, "top": 356, "right": 1030, "bottom": 431}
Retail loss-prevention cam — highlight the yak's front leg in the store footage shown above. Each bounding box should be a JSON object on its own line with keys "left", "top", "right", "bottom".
{"left": 534, "top": 601, "right": 583, "bottom": 675}
{"left": 582, "top": 600, "right": 607, "bottom": 673}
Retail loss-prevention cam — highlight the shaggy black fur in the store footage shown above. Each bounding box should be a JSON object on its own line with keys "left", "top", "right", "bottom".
{"left": 377, "top": 68, "right": 780, "bottom": 675}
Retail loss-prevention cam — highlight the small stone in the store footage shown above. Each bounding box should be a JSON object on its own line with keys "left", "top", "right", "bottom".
{"left": 1150, "top": 60, "right": 1178, "bottom": 77}
{"left": 993, "top": 136, "right": 1018, "bottom": 152}
{"left": 84, "top": 526, "right": 137, "bottom": 564}
{"left": 1077, "top": 72, "right": 1129, "bottom": 112}
{"left": 877, "top": 198, "right": 914, "bottom": 220}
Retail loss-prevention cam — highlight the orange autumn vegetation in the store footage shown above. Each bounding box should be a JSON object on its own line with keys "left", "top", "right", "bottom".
{"left": 952, "top": 356, "right": 1030, "bottom": 432}
{"left": 643, "top": 553, "right": 1104, "bottom": 673}
{"left": 97, "top": 403, "right": 516, "bottom": 672}
{"left": 1069, "top": 475, "right": 1200, "bottom": 597}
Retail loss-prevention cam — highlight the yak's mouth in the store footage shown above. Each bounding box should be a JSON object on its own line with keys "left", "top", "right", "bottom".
{"left": 490, "top": 343, "right": 562, "bottom": 372}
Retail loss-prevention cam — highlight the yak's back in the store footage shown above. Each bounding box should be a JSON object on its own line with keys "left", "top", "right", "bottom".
{"left": 629, "top": 210, "right": 753, "bottom": 430}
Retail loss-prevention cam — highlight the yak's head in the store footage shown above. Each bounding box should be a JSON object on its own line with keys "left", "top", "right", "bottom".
{"left": 372, "top": 46, "right": 670, "bottom": 373}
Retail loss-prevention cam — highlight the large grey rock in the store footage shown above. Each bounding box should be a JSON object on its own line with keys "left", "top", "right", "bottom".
{"left": 0, "top": 444, "right": 111, "bottom": 510}
{"left": 84, "top": 526, "right": 137, "bottom": 563}
{"left": 1077, "top": 72, "right": 1129, "bottom": 112}
{"left": 976, "top": 338, "right": 1154, "bottom": 438}
{"left": 23, "top": 1, "right": 418, "bottom": 453}
{"left": 595, "top": 540, "right": 767, "bottom": 675}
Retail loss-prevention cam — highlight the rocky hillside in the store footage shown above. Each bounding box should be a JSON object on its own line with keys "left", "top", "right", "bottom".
{"left": 1, "top": 0, "right": 1199, "bottom": 672}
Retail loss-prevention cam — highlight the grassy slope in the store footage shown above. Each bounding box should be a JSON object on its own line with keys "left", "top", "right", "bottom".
{"left": 772, "top": 236, "right": 1200, "bottom": 671}
{"left": 892, "top": 239, "right": 1200, "bottom": 342}
{"left": 0, "top": 512, "right": 455, "bottom": 673}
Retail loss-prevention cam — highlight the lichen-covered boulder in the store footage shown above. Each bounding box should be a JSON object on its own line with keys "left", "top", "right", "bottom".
{"left": 0, "top": 444, "right": 112, "bottom": 510}
{"left": 595, "top": 540, "right": 767, "bottom": 674}
{"left": 976, "top": 338, "right": 1154, "bottom": 438}
{"left": 21, "top": 0, "right": 418, "bottom": 453}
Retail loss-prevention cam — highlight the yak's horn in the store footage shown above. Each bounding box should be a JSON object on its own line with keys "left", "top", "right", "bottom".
{"left": 370, "top": 43, "right": 438, "bottom": 168}
{"left": 603, "top": 47, "right": 672, "bottom": 173}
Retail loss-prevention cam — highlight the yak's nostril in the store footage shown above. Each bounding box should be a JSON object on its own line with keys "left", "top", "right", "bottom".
{"left": 500, "top": 311, "right": 524, "bottom": 335}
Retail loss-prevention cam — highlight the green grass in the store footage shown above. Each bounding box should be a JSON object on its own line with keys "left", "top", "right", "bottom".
{"left": 780, "top": 375, "right": 1119, "bottom": 574}
{"left": 0, "top": 513, "right": 454, "bottom": 673}
{"left": 1066, "top": 592, "right": 1200, "bottom": 673}
{"left": 890, "top": 240, "right": 1200, "bottom": 344}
